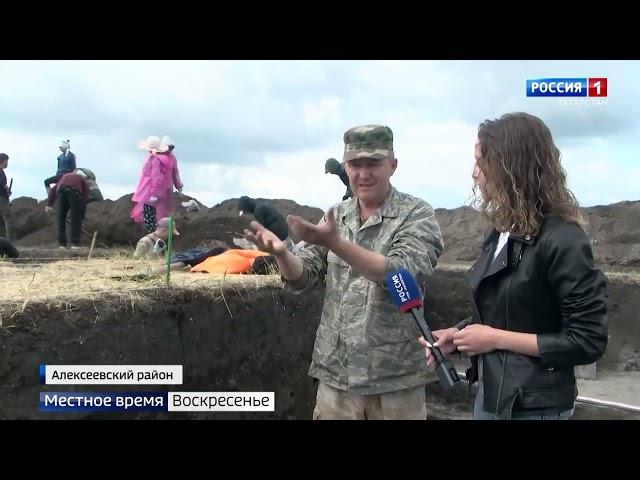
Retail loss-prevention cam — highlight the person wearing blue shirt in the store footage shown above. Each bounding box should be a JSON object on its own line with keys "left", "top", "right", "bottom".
{"left": 43, "top": 139, "right": 76, "bottom": 197}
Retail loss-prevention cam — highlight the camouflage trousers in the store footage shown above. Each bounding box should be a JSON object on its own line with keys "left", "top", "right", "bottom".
{"left": 313, "top": 381, "right": 428, "bottom": 420}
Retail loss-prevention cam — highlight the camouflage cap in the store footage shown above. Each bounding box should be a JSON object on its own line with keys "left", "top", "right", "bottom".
{"left": 343, "top": 125, "right": 394, "bottom": 162}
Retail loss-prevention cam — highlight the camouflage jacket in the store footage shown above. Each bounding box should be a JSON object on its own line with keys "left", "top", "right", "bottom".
{"left": 284, "top": 185, "right": 444, "bottom": 395}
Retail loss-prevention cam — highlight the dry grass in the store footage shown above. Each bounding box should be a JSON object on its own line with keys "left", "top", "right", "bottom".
{"left": 2, "top": 254, "right": 637, "bottom": 326}
{"left": 0, "top": 256, "right": 282, "bottom": 320}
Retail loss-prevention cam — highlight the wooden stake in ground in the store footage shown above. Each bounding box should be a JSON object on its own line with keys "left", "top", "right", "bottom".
{"left": 66, "top": 219, "right": 109, "bottom": 248}
{"left": 165, "top": 216, "right": 174, "bottom": 285}
{"left": 88, "top": 231, "right": 98, "bottom": 260}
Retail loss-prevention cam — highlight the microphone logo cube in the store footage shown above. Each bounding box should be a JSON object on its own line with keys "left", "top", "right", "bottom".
{"left": 392, "top": 273, "right": 409, "bottom": 303}
{"left": 386, "top": 268, "right": 423, "bottom": 313}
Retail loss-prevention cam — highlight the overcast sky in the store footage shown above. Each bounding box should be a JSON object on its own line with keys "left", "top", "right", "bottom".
{"left": 1, "top": 60, "right": 637, "bottom": 212}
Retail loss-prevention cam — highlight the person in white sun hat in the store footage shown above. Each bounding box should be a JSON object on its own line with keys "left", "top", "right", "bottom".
{"left": 131, "top": 136, "right": 182, "bottom": 232}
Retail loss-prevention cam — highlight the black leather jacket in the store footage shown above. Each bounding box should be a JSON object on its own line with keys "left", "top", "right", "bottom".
{"left": 457, "top": 215, "right": 608, "bottom": 419}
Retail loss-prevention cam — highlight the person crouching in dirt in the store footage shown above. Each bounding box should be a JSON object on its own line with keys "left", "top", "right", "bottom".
{"left": 325, "top": 157, "right": 353, "bottom": 201}
{"left": 238, "top": 196, "right": 289, "bottom": 242}
{"left": 133, "top": 217, "right": 179, "bottom": 259}
{"left": 45, "top": 170, "right": 89, "bottom": 250}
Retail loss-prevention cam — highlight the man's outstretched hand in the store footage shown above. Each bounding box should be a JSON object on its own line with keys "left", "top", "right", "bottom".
{"left": 287, "top": 208, "right": 338, "bottom": 249}
{"left": 245, "top": 221, "right": 287, "bottom": 256}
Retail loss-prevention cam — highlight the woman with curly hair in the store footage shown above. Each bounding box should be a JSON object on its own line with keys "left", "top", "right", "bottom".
{"left": 420, "top": 112, "right": 608, "bottom": 420}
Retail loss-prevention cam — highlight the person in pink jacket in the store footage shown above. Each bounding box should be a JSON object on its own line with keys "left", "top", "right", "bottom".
{"left": 131, "top": 136, "right": 184, "bottom": 232}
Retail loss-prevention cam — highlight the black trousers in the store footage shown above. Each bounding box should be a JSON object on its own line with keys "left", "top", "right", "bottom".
{"left": 56, "top": 186, "right": 85, "bottom": 246}
{"left": 44, "top": 174, "right": 63, "bottom": 189}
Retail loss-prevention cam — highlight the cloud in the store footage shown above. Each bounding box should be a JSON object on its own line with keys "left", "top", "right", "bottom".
{"left": 0, "top": 60, "right": 638, "bottom": 209}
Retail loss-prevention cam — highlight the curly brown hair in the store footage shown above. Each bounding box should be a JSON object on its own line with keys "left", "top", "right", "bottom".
{"left": 472, "top": 112, "right": 584, "bottom": 237}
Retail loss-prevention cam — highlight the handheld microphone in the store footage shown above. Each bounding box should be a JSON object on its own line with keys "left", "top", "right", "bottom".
{"left": 385, "top": 268, "right": 460, "bottom": 389}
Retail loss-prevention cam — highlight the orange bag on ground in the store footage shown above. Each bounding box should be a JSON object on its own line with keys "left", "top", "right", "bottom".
{"left": 190, "top": 249, "right": 270, "bottom": 274}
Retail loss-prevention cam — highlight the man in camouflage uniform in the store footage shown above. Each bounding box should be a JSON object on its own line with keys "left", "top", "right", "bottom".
{"left": 245, "top": 125, "right": 444, "bottom": 420}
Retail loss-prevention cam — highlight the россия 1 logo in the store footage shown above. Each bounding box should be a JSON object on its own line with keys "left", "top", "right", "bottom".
{"left": 526, "top": 78, "right": 607, "bottom": 97}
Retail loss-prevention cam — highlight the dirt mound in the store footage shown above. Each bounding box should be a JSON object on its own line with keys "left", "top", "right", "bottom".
{"left": 585, "top": 201, "right": 640, "bottom": 267}
{"left": 434, "top": 201, "right": 640, "bottom": 267}
{"left": 8, "top": 197, "right": 51, "bottom": 241}
{"left": 12, "top": 193, "right": 325, "bottom": 252}
{"left": 210, "top": 197, "right": 324, "bottom": 224}
{"left": 434, "top": 206, "right": 487, "bottom": 264}
{"left": 8, "top": 193, "right": 640, "bottom": 267}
